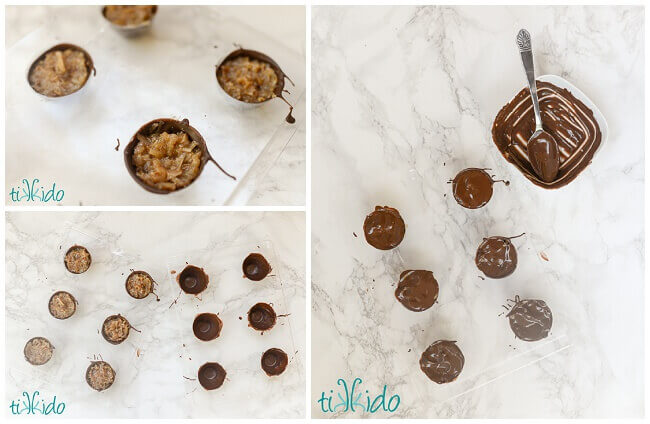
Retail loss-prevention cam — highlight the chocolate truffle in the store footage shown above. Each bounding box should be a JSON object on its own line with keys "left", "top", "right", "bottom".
{"left": 178, "top": 265, "right": 209, "bottom": 295}
{"left": 64, "top": 245, "right": 91, "bottom": 274}
{"left": 451, "top": 168, "right": 496, "bottom": 209}
{"left": 261, "top": 348, "right": 288, "bottom": 376}
{"left": 101, "top": 314, "right": 130, "bottom": 345}
{"left": 86, "top": 361, "right": 115, "bottom": 392}
{"left": 24, "top": 337, "right": 54, "bottom": 366}
{"left": 198, "top": 362, "right": 226, "bottom": 390}
{"left": 492, "top": 81, "right": 602, "bottom": 189}
{"left": 243, "top": 253, "right": 272, "bottom": 281}
{"left": 394, "top": 270, "right": 439, "bottom": 312}
{"left": 48, "top": 291, "right": 77, "bottom": 319}
{"left": 420, "top": 340, "right": 464, "bottom": 384}
{"left": 248, "top": 303, "right": 276, "bottom": 332}
{"left": 507, "top": 297, "right": 553, "bottom": 342}
{"left": 193, "top": 313, "right": 222, "bottom": 341}
{"left": 363, "top": 206, "right": 406, "bottom": 250}
{"left": 28, "top": 44, "right": 94, "bottom": 97}
{"left": 475, "top": 236, "right": 518, "bottom": 279}
{"left": 125, "top": 271, "right": 154, "bottom": 299}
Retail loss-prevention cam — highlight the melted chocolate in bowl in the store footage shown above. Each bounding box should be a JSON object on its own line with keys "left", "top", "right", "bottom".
{"left": 178, "top": 265, "right": 209, "bottom": 295}
{"left": 242, "top": 253, "right": 272, "bottom": 281}
{"left": 198, "top": 362, "right": 226, "bottom": 390}
{"left": 394, "top": 270, "right": 439, "bottom": 312}
{"left": 261, "top": 348, "right": 288, "bottom": 376}
{"left": 492, "top": 81, "right": 602, "bottom": 188}
{"left": 193, "top": 313, "right": 222, "bottom": 341}
{"left": 248, "top": 302, "right": 276, "bottom": 331}
{"left": 420, "top": 340, "right": 465, "bottom": 384}
{"left": 507, "top": 297, "right": 553, "bottom": 341}
{"left": 452, "top": 168, "right": 495, "bottom": 209}
{"left": 363, "top": 206, "right": 406, "bottom": 250}
{"left": 475, "top": 236, "right": 518, "bottom": 279}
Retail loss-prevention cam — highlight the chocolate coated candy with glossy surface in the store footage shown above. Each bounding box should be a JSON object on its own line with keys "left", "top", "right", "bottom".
{"left": 395, "top": 270, "right": 439, "bottom": 312}
{"left": 363, "top": 206, "right": 405, "bottom": 250}
{"left": 420, "top": 340, "right": 464, "bottom": 384}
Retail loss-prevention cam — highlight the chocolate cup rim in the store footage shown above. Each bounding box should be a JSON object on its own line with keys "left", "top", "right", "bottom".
{"left": 24, "top": 336, "right": 54, "bottom": 366}
{"left": 197, "top": 362, "right": 227, "bottom": 390}
{"left": 452, "top": 168, "right": 494, "bottom": 209}
{"left": 27, "top": 43, "right": 95, "bottom": 98}
{"left": 85, "top": 360, "right": 116, "bottom": 392}
{"left": 261, "top": 348, "right": 288, "bottom": 376}
{"left": 192, "top": 313, "right": 223, "bottom": 341}
{"left": 125, "top": 270, "right": 154, "bottom": 299}
{"left": 101, "top": 314, "right": 130, "bottom": 345}
{"left": 247, "top": 302, "right": 277, "bottom": 331}
{"left": 177, "top": 264, "right": 209, "bottom": 295}
{"left": 48, "top": 290, "right": 78, "bottom": 320}
{"left": 101, "top": 5, "right": 158, "bottom": 34}
{"left": 216, "top": 48, "right": 289, "bottom": 104}
{"left": 242, "top": 253, "right": 271, "bottom": 281}
{"left": 64, "top": 244, "right": 92, "bottom": 274}
{"left": 123, "top": 118, "right": 214, "bottom": 195}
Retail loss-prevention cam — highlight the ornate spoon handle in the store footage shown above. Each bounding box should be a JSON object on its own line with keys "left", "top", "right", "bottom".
{"left": 517, "top": 29, "right": 543, "bottom": 132}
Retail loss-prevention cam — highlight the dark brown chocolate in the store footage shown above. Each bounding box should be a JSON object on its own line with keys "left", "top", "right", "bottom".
{"left": 363, "top": 206, "right": 406, "bottom": 250}
{"left": 492, "top": 81, "right": 602, "bottom": 188}
{"left": 193, "top": 313, "right": 222, "bottom": 341}
{"left": 261, "top": 348, "right": 288, "bottom": 376}
{"left": 452, "top": 168, "right": 503, "bottom": 209}
{"left": 216, "top": 48, "right": 296, "bottom": 124}
{"left": 248, "top": 303, "right": 276, "bottom": 332}
{"left": 394, "top": 270, "right": 439, "bottom": 312}
{"left": 86, "top": 361, "right": 115, "bottom": 392}
{"left": 123, "top": 118, "right": 235, "bottom": 195}
{"left": 198, "top": 362, "right": 226, "bottom": 390}
{"left": 27, "top": 43, "right": 95, "bottom": 97}
{"left": 101, "top": 5, "right": 157, "bottom": 37}
{"left": 420, "top": 340, "right": 464, "bottom": 384}
{"left": 101, "top": 314, "right": 130, "bottom": 345}
{"left": 48, "top": 291, "right": 77, "bottom": 319}
{"left": 527, "top": 131, "right": 560, "bottom": 182}
{"left": 475, "top": 235, "right": 520, "bottom": 279}
{"left": 243, "top": 253, "right": 271, "bottom": 281}
{"left": 507, "top": 296, "right": 553, "bottom": 341}
{"left": 178, "top": 265, "right": 209, "bottom": 295}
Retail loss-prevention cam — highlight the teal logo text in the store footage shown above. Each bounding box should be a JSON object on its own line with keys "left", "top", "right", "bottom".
{"left": 9, "top": 179, "right": 64, "bottom": 202}
{"left": 317, "top": 378, "right": 400, "bottom": 414}
{"left": 9, "top": 391, "right": 65, "bottom": 415}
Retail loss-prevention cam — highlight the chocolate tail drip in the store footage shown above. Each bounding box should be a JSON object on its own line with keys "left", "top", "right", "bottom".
{"left": 208, "top": 157, "right": 236, "bottom": 181}
{"left": 507, "top": 232, "right": 526, "bottom": 240}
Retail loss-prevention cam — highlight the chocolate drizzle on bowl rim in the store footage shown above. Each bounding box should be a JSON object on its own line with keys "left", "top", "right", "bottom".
{"left": 216, "top": 48, "right": 296, "bottom": 124}
{"left": 27, "top": 43, "right": 96, "bottom": 98}
{"left": 123, "top": 118, "right": 235, "bottom": 194}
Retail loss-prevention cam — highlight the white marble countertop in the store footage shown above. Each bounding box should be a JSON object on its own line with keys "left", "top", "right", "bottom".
{"left": 312, "top": 5, "right": 644, "bottom": 418}
{"left": 5, "top": 211, "right": 305, "bottom": 418}
{"left": 5, "top": 5, "right": 305, "bottom": 206}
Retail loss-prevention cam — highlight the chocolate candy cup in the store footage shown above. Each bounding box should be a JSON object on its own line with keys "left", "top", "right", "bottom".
{"left": 64, "top": 245, "right": 92, "bottom": 274}
{"left": 198, "top": 362, "right": 226, "bottom": 390}
{"left": 363, "top": 206, "right": 406, "bottom": 250}
{"left": 193, "top": 313, "right": 222, "bottom": 341}
{"left": 178, "top": 265, "right": 209, "bottom": 295}
{"left": 248, "top": 302, "right": 276, "bottom": 332}
{"left": 420, "top": 340, "right": 464, "bottom": 384}
{"left": 48, "top": 291, "right": 77, "bottom": 319}
{"left": 261, "top": 348, "right": 288, "bottom": 376}
{"left": 507, "top": 297, "right": 553, "bottom": 342}
{"left": 101, "top": 314, "right": 131, "bottom": 345}
{"left": 86, "top": 361, "right": 115, "bottom": 392}
{"left": 242, "top": 253, "right": 271, "bottom": 281}
{"left": 125, "top": 270, "right": 155, "bottom": 299}
{"left": 24, "top": 337, "right": 54, "bottom": 366}
{"left": 124, "top": 118, "right": 234, "bottom": 194}
{"left": 451, "top": 168, "right": 494, "bottom": 209}
{"left": 27, "top": 43, "right": 95, "bottom": 98}
{"left": 101, "top": 5, "right": 158, "bottom": 37}
{"left": 475, "top": 236, "right": 518, "bottom": 279}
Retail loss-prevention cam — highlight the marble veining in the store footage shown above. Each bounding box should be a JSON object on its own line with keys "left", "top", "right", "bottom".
{"left": 5, "top": 212, "right": 305, "bottom": 418}
{"left": 312, "top": 5, "right": 643, "bottom": 418}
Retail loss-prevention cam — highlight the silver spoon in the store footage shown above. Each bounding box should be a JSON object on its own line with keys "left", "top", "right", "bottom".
{"left": 516, "top": 29, "right": 560, "bottom": 183}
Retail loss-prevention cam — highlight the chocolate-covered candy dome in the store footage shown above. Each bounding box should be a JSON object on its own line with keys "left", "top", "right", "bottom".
{"left": 475, "top": 236, "right": 518, "bottom": 279}
{"left": 420, "top": 340, "right": 464, "bottom": 384}
{"left": 394, "top": 270, "right": 439, "bottom": 312}
{"left": 363, "top": 206, "right": 406, "bottom": 250}
{"left": 507, "top": 297, "right": 553, "bottom": 342}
